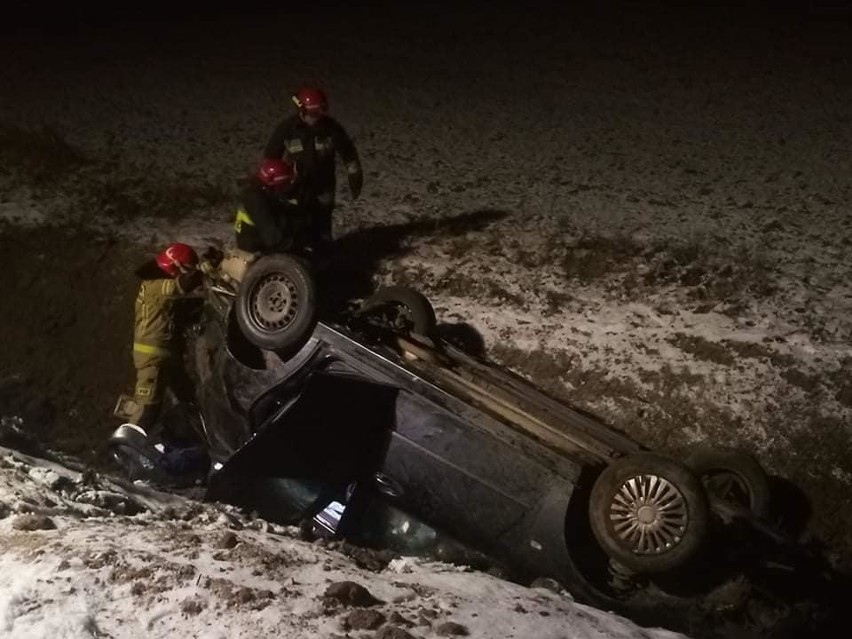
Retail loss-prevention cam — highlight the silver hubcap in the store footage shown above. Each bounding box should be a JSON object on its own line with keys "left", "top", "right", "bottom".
{"left": 251, "top": 274, "right": 298, "bottom": 331}
{"left": 609, "top": 474, "right": 689, "bottom": 555}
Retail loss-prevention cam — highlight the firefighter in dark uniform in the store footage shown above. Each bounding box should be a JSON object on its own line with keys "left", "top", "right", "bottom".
{"left": 124, "top": 243, "right": 208, "bottom": 429}
{"left": 234, "top": 157, "right": 310, "bottom": 254}
{"left": 263, "top": 86, "right": 362, "bottom": 250}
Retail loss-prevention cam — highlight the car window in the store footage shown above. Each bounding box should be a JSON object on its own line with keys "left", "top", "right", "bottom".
{"left": 342, "top": 490, "right": 502, "bottom": 573}
{"left": 207, "top": 371, "right": 398, "bottom": 521}
{"left": 207, "top": 474, "right": 333, "bottom": 525}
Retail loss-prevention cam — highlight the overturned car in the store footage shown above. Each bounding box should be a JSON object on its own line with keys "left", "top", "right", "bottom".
{"left": 110, "top": 252, "right": 781, "bottom": 614}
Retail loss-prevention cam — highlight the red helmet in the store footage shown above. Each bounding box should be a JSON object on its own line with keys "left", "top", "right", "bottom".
{"left": 292, "top": 87, "right": 328, "bottom": 116}
{"left": 258, "top": 157, "right": 297, "bottom": 188}
{"left": 155, "top": 242, "right": 198, "bottom": 278}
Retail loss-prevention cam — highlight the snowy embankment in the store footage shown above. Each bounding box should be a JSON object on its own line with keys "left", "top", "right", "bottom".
{"left": 0, "top": 444, "right": 684, "bottom": 639}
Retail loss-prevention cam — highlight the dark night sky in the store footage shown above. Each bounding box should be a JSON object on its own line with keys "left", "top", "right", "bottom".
{"left": 6, "top": 0, "right": 852, "bottom": 26}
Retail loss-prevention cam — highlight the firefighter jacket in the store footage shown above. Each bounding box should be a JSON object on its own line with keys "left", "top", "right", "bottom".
{"left": 263, "top": 114, "right": 362, "bottom": 204}
{"left": 132, "top": 265, "right": 203, "bottom": 369}
{"left": 234, "top": 181, "right": 310, "bottom": 253}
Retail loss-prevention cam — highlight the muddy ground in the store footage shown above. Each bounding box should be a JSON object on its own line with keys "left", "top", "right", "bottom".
{"left": 0, "top": 225, "right": 151, "bottom": 457}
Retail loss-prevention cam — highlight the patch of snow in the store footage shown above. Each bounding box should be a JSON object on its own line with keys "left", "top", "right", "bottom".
{"left": 0, "top": 445, "right": 686, "bottom": 639}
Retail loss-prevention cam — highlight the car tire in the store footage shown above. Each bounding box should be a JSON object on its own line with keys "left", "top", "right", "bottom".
{"left": 589, "top": 452, "right": 710, "bottom": 574}
{"left": 362, "top": 286, "right": 437, "bottom": 336}
{"left": 234, "top": 254, "right": 317, "bottom": 354}
{"left": 684, "top": 445, "right": 772, "bottom": 521}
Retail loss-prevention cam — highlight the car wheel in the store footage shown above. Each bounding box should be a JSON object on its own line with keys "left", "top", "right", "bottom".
{"left": 235, "top": 254, "right": 317, "bottom": 354}
{"left": 362, "top": 286, "right": 437, "bottom": 336}
{"left": 685, "top": 445, "right": 772, "bottom": 521}
{"left": 589, "top": 452, "right": 710, "bottom": 574}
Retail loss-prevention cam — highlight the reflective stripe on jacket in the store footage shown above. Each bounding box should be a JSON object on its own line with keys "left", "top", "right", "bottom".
{"left": 234, "top": 207, "right": 254, "bottom": 233}
{"left": 133, "top": 342, "right": 171, "bottom": 356}
{"left": 233, "top": 182, "right": 306, "bottom": 253}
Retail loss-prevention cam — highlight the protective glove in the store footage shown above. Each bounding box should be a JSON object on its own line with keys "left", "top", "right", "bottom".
{"left": 348, "top": 169, "right": 363, "bottom": 200}
{"left": 201, "top": 245, "right": 224, "bottom": 266}
{"left": 177, "top": 269, "right": 204, "bottom": 294}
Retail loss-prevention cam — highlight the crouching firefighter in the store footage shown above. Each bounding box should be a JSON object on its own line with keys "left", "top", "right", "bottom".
{"left": 118, "top": 242, "right": 209, "bottom": 430}
{"left": 234, "top": 157, "right": 311, "bottom": 254}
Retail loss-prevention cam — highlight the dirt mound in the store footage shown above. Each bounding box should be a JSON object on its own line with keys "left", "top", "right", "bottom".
{"left": 0, "top": 223, "right": 152, "bottom": 459}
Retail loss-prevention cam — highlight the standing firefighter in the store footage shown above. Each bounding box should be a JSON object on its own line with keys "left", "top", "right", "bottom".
{"left": 234, "top": 157, "right": 309, "bottom": 254}
{"left": 122, "top": 243, "right": 206, "bottom": 429}
{"left": 263, "top": 86, "right": 363, "bottom": 250}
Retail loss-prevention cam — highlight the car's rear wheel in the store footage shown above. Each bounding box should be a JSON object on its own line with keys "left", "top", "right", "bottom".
{"left": 684, "top": 445, "right": 772, "bottom": 521}
{"left": 589, "top": 452, "right": 709, "bottom": 574}
{"left": 235, "top": 254, "right": 317, "bottom": 354}
{"left": 361, "top": 286, "right": 437, "bottom": 336}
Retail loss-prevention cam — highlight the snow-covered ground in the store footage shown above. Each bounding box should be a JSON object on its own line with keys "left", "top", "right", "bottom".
{"left": 0, "top": 443, "right": 685, "bottom": 639}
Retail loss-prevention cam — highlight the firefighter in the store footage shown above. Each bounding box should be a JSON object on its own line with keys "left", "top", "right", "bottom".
{"left": 234, "top": 157, "right": 310, "bottom": 254}
{"left": 263, "top": 86, "right": 363, "bottom": 250}
{"left": 123, "top": 242, "right": 207, "bottom": 430}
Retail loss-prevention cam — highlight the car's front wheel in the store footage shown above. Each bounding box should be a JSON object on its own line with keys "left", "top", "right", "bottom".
{"left": 361, "top": 286, "right": 437, "bottom": 336}
{"left": 234, "top": 254, "right": 317, "bottom": 354}
{"left": 589, "top": 452, "right": 710, "bottom": 574}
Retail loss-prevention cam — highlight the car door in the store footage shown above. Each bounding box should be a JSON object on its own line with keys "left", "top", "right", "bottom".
{"left": 377, "top": 389, "right": 559, "bottom": 553}
{"left": 205, "top": 370, "right": 397, "bottom": 525}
